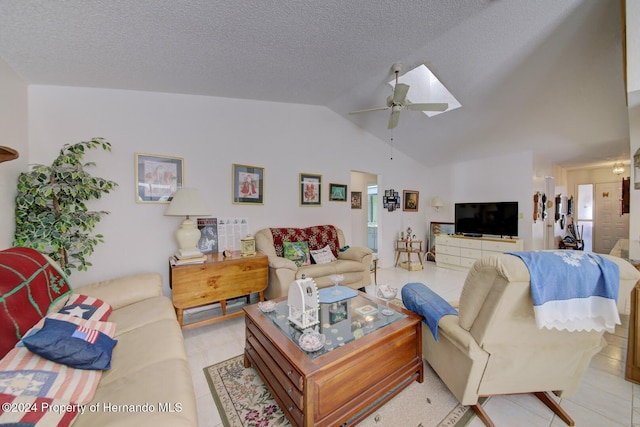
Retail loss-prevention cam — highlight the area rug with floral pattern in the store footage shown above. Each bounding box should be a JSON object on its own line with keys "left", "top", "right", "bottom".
{"left": 204, "top": 354, "right": 486, "bottom": 427}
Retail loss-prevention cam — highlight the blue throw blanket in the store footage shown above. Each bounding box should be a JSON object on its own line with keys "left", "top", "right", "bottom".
{"left": 401, "top": 282, "right": 457, "bottom": 341}
{"left": 508, "top": 251, "right": 620, "bottom": 332}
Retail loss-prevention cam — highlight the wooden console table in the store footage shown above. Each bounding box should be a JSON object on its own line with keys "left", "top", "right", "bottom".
{"left": 169, "top": 251, "right": 267, "bottom": 330}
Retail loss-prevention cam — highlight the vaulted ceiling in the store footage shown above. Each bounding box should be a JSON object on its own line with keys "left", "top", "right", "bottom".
{"left": 0, "top": 0, "right": 630, "bottom": 168}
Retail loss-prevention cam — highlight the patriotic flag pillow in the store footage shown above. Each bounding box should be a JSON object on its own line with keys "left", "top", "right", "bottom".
{"left": 57, "top": 294, "right": 112, "bottom": 321}
{"left": 21, "top": 318, "right": 117, "bottom": 370}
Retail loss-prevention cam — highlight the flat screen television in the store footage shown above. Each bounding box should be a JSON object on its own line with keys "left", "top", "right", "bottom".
{"left": 454, "top": 201, "right": 518, "bottom": 238}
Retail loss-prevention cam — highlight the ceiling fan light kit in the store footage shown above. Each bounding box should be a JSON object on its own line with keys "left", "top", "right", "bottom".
{"left": 348, "top": 63, "right": 449, "bottom": 129}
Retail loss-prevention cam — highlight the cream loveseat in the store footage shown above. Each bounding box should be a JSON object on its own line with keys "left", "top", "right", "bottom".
{"left": 255, "top": 225, "right": 373, "bottom": 300}
{"left": 0, "top": 247, "right": 197, "bottom": 427}
{"left": 416, "top": 252, "right": 640, "bottom": 426}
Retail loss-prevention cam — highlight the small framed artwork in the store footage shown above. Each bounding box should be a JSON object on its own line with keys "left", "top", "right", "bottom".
{"left": 403, "top": 190, "right": 419, "bottom": 212}
{"left": 300, "top": 173, "right": 322, "bottom": 206}
{"left": 329, "top": 183, "right": 347, "bottom": 201}
{"left": 351, "top": 191, "right": 362, "bottom": 209}
{"left": 135, "top": 153, "right": 183, "bottom": 203}
{"left": 232, "top": 163, "right": 264, "bottom": 204}
{"left": 383, "top": 189, "right": 400, "bottom": 212}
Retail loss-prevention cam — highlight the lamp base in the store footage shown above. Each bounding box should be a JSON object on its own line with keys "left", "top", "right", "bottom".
{"left": 175, "top": 248, "right": 204, "bottom": 259}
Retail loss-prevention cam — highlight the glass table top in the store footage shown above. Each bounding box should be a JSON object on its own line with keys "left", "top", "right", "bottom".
{"left": 261, "top": 293, "right": 405, "bottom": 359}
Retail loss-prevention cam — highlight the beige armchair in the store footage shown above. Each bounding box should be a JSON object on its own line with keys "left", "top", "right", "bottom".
{"left": 422, "top": 253, "right": 640, "bottom": 426}
{"left": 255, "top": 225, "right": 372, "bottom": 300}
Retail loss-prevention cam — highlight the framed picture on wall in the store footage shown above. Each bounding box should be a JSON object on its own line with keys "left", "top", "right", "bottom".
{"left": 351, "top": 191, "right": 362, "bottom": 209}
{"left": 329, "top": 183, "right": 347, "bottom": 201}
{"left": 300, "top": 173, "right": 322, "bottom": 206}
{"left": 403, "top": 190, "right": 419, "bottom": 212}
{"left": 232, "top": 163, "right": 264, "bottom": 204}
{"left": 135, "top": 153, "right": 183, "bottom": 203}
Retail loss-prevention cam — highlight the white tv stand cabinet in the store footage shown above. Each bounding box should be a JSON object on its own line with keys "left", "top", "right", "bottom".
{"left": 435, "top": 234, "right": 523, "bottom": 271}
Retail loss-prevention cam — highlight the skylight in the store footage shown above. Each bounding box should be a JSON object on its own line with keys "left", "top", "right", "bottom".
{"left": 388, "top": 64, "right": 461, "bottom": 117}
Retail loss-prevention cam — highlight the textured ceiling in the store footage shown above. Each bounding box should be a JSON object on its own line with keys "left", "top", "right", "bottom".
{"left": 0, "top": 0, "right": 630, "bottom": 168}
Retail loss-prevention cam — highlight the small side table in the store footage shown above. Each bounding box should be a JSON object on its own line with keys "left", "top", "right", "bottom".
{"left": 169, "top": 251, "right": 268, "bottom": 330}
{"left": 394, "top": 240, "right": 424, "bottom": 270}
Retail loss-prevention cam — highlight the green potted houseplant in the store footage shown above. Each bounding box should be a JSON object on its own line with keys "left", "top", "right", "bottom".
{"left": 13, "top": 137, "right": 118, "bottom": 275}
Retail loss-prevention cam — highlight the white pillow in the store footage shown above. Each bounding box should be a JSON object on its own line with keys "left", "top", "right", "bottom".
{"left": 310, "top": 245, "right": 337, "bottom": 264}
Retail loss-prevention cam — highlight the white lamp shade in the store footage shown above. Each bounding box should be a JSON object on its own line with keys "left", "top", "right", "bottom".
{"left": 165, "top": 188, "right": 211, "bottom": 256}
{"left": 431, "top": 197, "right": 444, "bottom": 208}
{"left": 164, "top": 188, "right": 211, "bottom": 217}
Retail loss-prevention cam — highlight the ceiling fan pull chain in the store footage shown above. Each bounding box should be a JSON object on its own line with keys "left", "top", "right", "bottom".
{"left": 390, "top": 136, "right": 394, "bottom": 160}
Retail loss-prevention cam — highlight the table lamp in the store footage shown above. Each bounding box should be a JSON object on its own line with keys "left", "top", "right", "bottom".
{"left": 164, "top": 188, "right": 211, "bottom": 258}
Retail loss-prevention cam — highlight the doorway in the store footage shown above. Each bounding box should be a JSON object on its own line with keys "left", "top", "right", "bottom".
{"left": 367, "top": 185, "right": 378, "bottom": 253}
{"left": 593, "top": 181, "right": 629, "bottom": 254}
{"left": 350, "top": 171, "right": 378, "bottom": 254}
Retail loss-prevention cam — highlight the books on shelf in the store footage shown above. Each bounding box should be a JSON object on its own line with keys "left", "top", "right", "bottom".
{"left": 170, "top": 254, "right": 207, "bottom": 266}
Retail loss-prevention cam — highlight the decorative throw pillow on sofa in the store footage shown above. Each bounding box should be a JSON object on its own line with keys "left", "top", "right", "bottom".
{"left": 283, "top": 241, "right": 311, "bottom": 267}
{"left": 58, "top": 294, "right": 112, "bottom": 321}
{"left": 310, "top": 245, "right": 337, "bottom": 264}
{"left": 22, "top": 317, "right": 117, "bottom": 370}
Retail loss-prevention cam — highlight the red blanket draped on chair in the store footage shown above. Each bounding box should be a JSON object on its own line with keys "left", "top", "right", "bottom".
{"left": 0, "top": 247, "right": 72, "bottom": 358}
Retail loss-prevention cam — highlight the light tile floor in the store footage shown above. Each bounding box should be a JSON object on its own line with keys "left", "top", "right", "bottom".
{"left": 183, "top": 262, "right": 639, "bottom": 427}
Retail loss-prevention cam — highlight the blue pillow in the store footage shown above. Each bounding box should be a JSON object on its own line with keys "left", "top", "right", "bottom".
{"left": 22, "top": 318, "right": 117, "bottom": 370}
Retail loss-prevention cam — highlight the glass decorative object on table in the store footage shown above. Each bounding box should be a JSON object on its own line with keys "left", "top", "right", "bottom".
{"left": 376, "top": 284, "right": 398, "bottom": 316}
{"left": 329, "top": 274, "right": 344, "bottom": 295}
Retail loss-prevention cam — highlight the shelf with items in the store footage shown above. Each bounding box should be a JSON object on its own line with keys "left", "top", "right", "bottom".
{"left": 394, "top": 239, "right": 424, "bottom": 271}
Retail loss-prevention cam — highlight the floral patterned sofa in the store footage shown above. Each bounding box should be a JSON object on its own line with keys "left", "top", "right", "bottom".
{"left": 255, "top": 225, "right": 373, "bottom": 300}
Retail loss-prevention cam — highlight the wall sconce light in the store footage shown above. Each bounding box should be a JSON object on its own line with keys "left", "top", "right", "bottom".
{"left": 431, "top": 196, "right": 444, "bottom": 212}
{"left": 612, "top": 161, "right": 624, "bottom": 176}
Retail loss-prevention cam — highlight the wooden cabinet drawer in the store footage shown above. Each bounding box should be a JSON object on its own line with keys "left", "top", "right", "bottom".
{"left": 459, "top": 239, "right": 482, "bottom": 249}
{"left": 436, "top": 235, "right": 459, "bottom": 247}
{"left": 460, "top": 248, "right": 482, "bottom": 259}
{"left": 437, "top": 253, "right": 461, "bottom": 265}
{"left": 482, "top": 240, "right": 516, "bottom": 253}
{"left": 247, "top": 321, "right": 304, "bottom": 392}
{"left": 438, "top": 245, "right": 460, "bottom": 256}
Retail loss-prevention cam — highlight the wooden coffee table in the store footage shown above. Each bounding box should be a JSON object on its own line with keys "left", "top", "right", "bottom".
{"left": 243, "top": 291, "right": 423, "bottom": 427}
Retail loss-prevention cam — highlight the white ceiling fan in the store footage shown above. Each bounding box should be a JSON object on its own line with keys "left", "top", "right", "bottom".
{"left": 348, "top": 63, "right": 449, "bottom": 129}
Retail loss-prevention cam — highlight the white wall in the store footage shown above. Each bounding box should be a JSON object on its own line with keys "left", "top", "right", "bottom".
{"left": 0, "top": 59, "right": 28, "bottom": 247}
{"left": 456, "top": 151, "right": 534, "bottom": 248}
{"left": 25, "top": 85, "right": 438, "bottom": 294}
{"left": 0, "top": 84, "right": 541, "bottom": 296}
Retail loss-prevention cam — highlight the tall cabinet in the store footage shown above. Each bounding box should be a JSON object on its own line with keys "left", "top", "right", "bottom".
{"left": 435, "top": 235, "right": 523, "bottom": 270}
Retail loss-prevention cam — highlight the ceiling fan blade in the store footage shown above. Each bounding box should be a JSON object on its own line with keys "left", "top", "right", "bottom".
{"left": 388, "top": 110, "right": 400, "bottom": 129}
{"left": 406, "top": 102, "right": 449, "bottom": 112}
{"left": 392, "top": 83, "right": 410, "bottom": 104}
{"left": 348, "top": 106, "right": 390, "bottom": 115}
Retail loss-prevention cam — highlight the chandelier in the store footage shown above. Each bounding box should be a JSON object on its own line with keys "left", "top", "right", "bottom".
{"left": 612, "top": 161, "right": 624, "bottom": 175}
